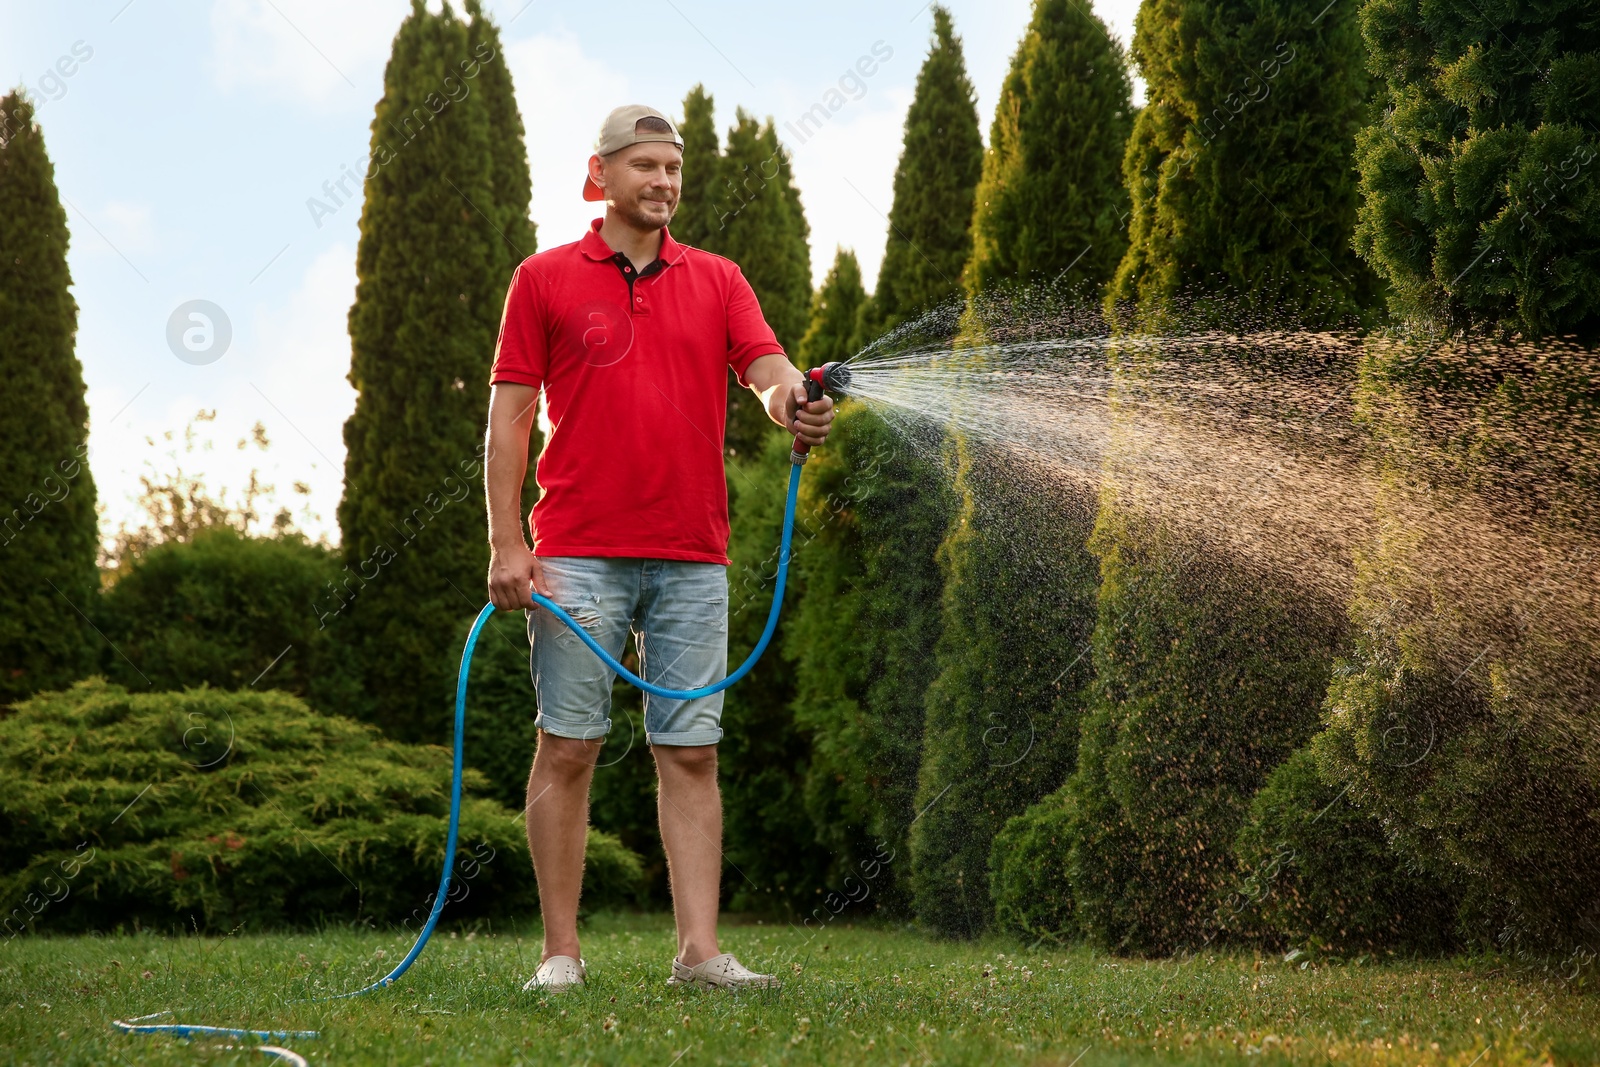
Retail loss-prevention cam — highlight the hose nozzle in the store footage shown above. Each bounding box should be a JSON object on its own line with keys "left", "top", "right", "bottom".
{"left": 791, "top": 362, "right": 852, "bottom": 464}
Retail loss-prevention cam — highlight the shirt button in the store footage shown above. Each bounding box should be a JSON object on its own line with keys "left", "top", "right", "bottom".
{"left": 635, "top": 296, "right": 643, "bottom": 303}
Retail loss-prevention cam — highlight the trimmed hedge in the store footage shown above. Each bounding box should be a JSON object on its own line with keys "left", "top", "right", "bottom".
{"left": 0, "top": 680, "right": 643, "bottom": 935}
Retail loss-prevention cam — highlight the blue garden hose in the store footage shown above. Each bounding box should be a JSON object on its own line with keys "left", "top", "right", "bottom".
{"left": 114, "top": 460, "right": 805, "bottom": 1054}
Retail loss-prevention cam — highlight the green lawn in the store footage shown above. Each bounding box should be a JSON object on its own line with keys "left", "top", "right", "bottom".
{"left": 3, "top": 912, "right": 1593, "bottom": 1065}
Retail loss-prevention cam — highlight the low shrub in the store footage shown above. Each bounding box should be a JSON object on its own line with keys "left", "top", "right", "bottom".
{"left": 989, "top": 783, "right": 1077, "bottom": 943}
{"left": 1233, "top": 745, "right": 1458, "bottom": 955}
{"left": 97, "top": 528, "right": 356, "bottom": 711}
{"left": 0, "top": 680, "right": 644, "bottom": 935}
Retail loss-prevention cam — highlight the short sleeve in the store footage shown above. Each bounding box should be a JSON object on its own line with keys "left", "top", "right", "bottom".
{"left": 725, "top": 265, "right": 784, "bottom": 387}
{"left": 489, "top": 262, "right": 548, "bottom": 388}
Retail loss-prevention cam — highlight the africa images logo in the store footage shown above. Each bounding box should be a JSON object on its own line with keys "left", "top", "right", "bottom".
{"left": 575, "top": 301, "right": 633, "bottom": 367}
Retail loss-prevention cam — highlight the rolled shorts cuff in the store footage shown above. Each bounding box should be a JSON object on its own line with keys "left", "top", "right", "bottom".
{"left": 535, "top": 711, "right": 612, "bottom": 742}
{"left": 646, "top": 726, "right": 724, "bottom": 747}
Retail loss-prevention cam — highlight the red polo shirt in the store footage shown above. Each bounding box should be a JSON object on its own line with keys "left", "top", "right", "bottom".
{"left": 490, "top": 219, "right": 783, "bottom": 565}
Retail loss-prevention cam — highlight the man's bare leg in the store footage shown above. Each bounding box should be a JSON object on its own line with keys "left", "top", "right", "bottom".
{"left": 525, "top": 730, "right": 601, "bottom": 963}
{"left": 653, "top": 743, "right": 722, "bottom": 966}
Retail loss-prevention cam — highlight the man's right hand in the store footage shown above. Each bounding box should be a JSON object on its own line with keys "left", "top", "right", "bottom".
{"left": 488, "top": 544, "right": 547, "bottom": 610}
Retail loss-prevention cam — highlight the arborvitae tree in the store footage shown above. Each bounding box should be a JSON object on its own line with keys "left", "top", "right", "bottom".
{"left": 965, "top": 0, "right": 1134, "bottom": 296}
{"left": 873, "top": 6, "right": 984, "bottom": 334}
{"left": 466, "top": 0, "right": 534, "bottom": 262}
{"left": 785, "top": 403, "right": 952, "bottom": 916}
{"left": 908, "top": 0, "right": 1129, "bottom": 935}
{"left": 785, "top": 249, "right": 925, "bottom": 904}
{"left": 672, "top": 84, "right": 722, "bottom": 252}
{"left": 718, "top": 110, "right": 812, "bottom": 458}
{"left": 1352, "top": 0, "right": 1600, "bottom": 337}
{"left": 909, "top": 422, "right": 1100, "bottom": 937}
{"left": 1312, "top": 339, "right": 1600, "bottom": 956}
{"left": 797, "top": 248, "right": 866, "bottom": 368}
{"left": 337, "top": 0, "right": 533, "bottom": 741}
{"left": 1068, "top": 0, "right": 1374, "bottom": 957}
{"left": 1107, "top": 0, "right": 1378, "bottom": 325}
{"left": 465, "top": 0, "right": 541, "bottom": 525}
{"left": 1065, "top": 498, "right": 1343, "bottom": 954}
{"left": 0, "top": 90, "right": 99, "bottom": 705}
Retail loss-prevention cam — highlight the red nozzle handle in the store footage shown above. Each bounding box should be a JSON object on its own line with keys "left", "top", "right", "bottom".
{"left": 791, "top": 371, "right": 828, "bottom": 462}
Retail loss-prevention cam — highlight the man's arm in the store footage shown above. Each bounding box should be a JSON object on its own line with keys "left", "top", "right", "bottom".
{"left": 485, "top": 382, "right": 545, "bottom": 609}
{"left": 742, "top": 353, "right": 835, "bottom": 447}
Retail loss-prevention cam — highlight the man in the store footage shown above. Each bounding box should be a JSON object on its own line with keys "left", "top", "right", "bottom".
{"left": 484, "top": 105, "right": 834, "bottom": 993}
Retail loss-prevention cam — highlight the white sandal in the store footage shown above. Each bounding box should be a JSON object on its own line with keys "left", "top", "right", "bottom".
{"left": 523, "top": 954, "right": 586, "bottom": 992}
{"left": 667, "top": 953, "right": 780, "bottom": 991}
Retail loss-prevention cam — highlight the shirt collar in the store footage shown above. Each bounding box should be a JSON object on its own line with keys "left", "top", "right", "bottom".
{"left": 579, "top": 217, "right": 683, "bottom": 269}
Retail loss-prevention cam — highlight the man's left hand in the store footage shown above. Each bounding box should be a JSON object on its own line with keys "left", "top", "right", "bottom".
{"left": 775, "top": 382, "right": 835, "bottom": 448}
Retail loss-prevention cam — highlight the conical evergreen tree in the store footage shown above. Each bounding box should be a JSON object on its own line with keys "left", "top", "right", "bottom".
{"left": 717, "top": 110, "right": 812, "bottom": 457}
{"left": 1064, "top": 496, "right": 1343, "bottom": 953}
{"left": 0, "top": 90, "right": 100, "bottom": 705}
{"left": 336, "top": 0, "right": 533, "bottom": 741}
{"left": 465, "top": 0, "right": 540, "bottom": 524}
{"left": 1106, "top": 0, "right": 1378, "bottom": 325}
{"left": 873, "top": 6, "right": 983, "bottom": 335}
{"left": 1068, "top": 0, "right": 1370, "bottom": 955}
{"left": 1352, "top": 0, "right": 1600, "bottom": 337}
{"left": 719, "top": 432, "right": 831, "bottom": 914}
{"left": 466, "top": 0, "right": 534, "bottom": 264}
{"left": 908, "top": 0, "right": 1128, "bottom": 936}
{"left": 787, "top": 10, "right": 985, "bottom": 913}
{"left": 786, "top": 390, "right": 955, "bottom": 911}
{"left": 909, "top": 420, "right": 1100, "bottom": 937}
{"left": 966, "top": 0, "right": 1134, "bottom": 296}
{"left": 672, "top": 84, "right": 722, "bottom": 252}
{"left": 797, "top": 248, "right": 866, "bottom": 368}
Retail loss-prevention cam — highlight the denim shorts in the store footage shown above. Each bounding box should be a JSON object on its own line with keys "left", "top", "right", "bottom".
{"left": 526, "top": 556, "right": 729, "bottom": 747}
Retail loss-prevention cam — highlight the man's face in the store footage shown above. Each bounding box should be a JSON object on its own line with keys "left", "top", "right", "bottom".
{"left": 594, "top": 141, "right": 682, "bottom": 230}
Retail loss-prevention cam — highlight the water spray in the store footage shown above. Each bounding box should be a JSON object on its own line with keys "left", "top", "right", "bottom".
{"left": 114, "top": 366, "right": 852, "bottom": 1058}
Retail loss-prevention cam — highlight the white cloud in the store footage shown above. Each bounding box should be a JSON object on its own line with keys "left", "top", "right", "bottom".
{"left": 208, "top": 0, "right": 410, "bottom": 105}
{"left": 504, "top": 30, "right": 629, "bottom": 252}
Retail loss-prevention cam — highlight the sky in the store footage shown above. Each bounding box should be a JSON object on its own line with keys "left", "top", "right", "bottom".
{"left": 2, "top": 0, "right": 1143, "bottom": 547}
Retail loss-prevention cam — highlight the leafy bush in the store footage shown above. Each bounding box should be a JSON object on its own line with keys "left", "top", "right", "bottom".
{"left": 0, "top": 680, "right": 644, "bottom": 935}
{"left": 97, "top": 528, "right": 352, "bottom": 706}
{"left": 989, "top": 784, "right": 1077, "bottom": 943}
{"left": 1233, "top": 746, "right": 1458, "bottom": 955}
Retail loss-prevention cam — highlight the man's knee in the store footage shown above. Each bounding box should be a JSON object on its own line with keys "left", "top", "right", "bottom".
{"left": 654, "top": 742, "right": 718, "bottom": 779}
{"left": 534, "top": 731, "right": 603, "bottom": 780}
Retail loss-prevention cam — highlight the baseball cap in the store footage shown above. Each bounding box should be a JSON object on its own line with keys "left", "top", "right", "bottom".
{"left": 582, "top": 105, "right": 685, "bottom": 202}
